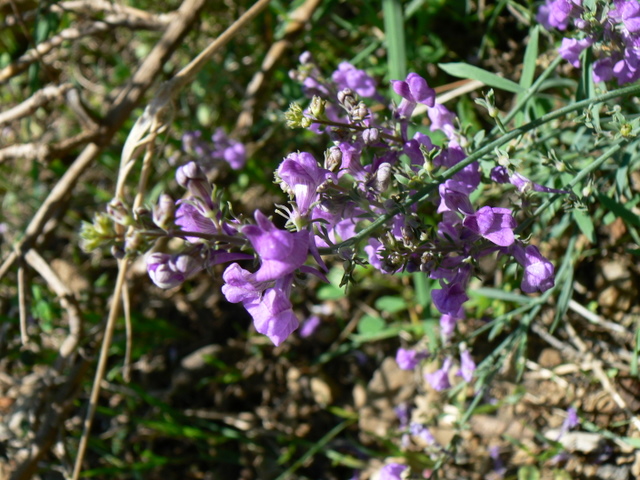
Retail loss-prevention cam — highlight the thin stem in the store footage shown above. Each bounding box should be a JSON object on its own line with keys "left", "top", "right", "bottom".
{"left": 331, "top": 81, "right": 640, "bottom": 251}
{"left": 72, "top": 259, "right": 129, "bottom": 480}
{"left": 310, "top": 117, "right": 403, "bottom": 143}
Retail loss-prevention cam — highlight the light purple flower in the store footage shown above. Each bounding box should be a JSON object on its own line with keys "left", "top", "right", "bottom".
{"left": 212, "top": 128, "right": 246, "bottom": 170}
{"left": 428, "top": 104, "right": 456, "bottom": 138}
{"left": 299, "top": 315, "right": 321, "bottom": 338}
{"left": 511, "top": 244, "right": 555, "bottom": 293}
{"left": 425, "top": 357, "right": 453, "bottom": 391}
{"left": 611, "top": 0, "right": 640, "bottom": 33}
{"left": 395, "top": 348, "right": 428, "bottom": 370}
{"left": 537, "top": 0, "right": 575, "bottom": 30}
{"left": 278, "top": 152, "right": 333, "bottom": 214}
{"left": 558, "top": 37, "right": 593, "bottom": 68}
{"left": 457, "top": 350, "right": 476, "bottom": 382}
{"left": 244, "top": 283, "right": 299, "bottom": 346}
{"left": 243, "top": 211, "right": 309, "bottom": 282}
{"left": 379, "top": 463, "right": 407, "bottom": 480}
{"left": 463, "top": 206, "right": 516, "bottom": 247}
{"left": 332, "top": 62, "right": 377, "bottom": 98}
{"left": 175, "top": 201, "right": 218, "bottom": 242}
{"left": 147, "top": 252, "right": 203, "bottom": 289}
{"left": 409, "top": 422, "right": 436, "bottom": 445}
{"left": 221, "top": 263, "right": 265, "bottom": 304}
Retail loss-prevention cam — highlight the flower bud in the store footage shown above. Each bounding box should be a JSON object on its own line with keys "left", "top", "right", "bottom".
{"left": 337, "top": 88, "right": 356, "bottom": 112}
{"left": 375, "top": 162, "right": 392, "bottom": 192}
{"left": 351, "top": 102, "right": 369, "bottom": 122}
{"left": 153, "top": 194, "right": 176, "bottom": 230}
{"left": 176, "top": 161, "right": 213, "bottom": 204}
{"left": 309, "top": 95, "right": 325, "bottom": 118}
{"left": 362, "top": 127, "right": 379, "bottom": 145}
{"left": 324, "top": 146, "right": 342, "bottom": 172}
{"left": 107, "top": 200, "right": 132, "bottom": 226}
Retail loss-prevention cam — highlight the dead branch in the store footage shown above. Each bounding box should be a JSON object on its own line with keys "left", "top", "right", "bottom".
{"left": 0, "top": 83, "right": 73, "bottom": 126}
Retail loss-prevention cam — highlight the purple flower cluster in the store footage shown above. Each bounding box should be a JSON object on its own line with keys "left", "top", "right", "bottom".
{"left": 142, "top": 56, "right": 560, "bottom": 349}
{"left": 182, "top": 128, "right": 246, "bottom": 170}
{"left": 538, "top": 0, "right": 640, "bottom": 84}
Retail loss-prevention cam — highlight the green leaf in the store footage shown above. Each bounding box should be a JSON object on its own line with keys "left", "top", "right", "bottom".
{"left": 382, "top": 0, "right": 407, "bottom": 89}
{"left": 374, "top": 295, "right": 407, "bottom": 314}
{"left": 520, "top": 26, "right": 539, "bottom": 90}
{"left": 597, "top": 193, "right": 640, "bottom": 228}
{"left": 439, "top": 62, "right": 524, "bottom": 93}
{"left": 358, "top": 315, "right": 386, "bottom": 335}
{"left": 518, "top": 465, "right": 541, "bottom": 480}
{"left": 572, "top": 209, "right": 596, "bottom": 243}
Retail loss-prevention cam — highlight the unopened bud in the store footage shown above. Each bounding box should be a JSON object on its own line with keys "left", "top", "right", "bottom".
{"left": 620, "top": 123, "right": 632, "bottom": 137}
{"left": 107, "top": 200, "right": 132, "bottom": 226}
{"left": 375, "top": 162, "right": 392, "bottom": 192}
{"left": 363, "top": 128, "right": 379, "bottom": 145}
{"left": 325, "top": 146, "right": 342, "bottom": 172}
{"left": 309, "top": 96, "right": 326, "bottom": 118}
{"left": 351, "top": 102, "right": 369, "bottom": 122}
{"left": 337, "top": 88, "right": 356, "bottom": 112}
{"left": 153, "top": 194, "right": 176, "bottom": 230}
{"left": 176, "top": 161, "right": 212, "bottom": 202}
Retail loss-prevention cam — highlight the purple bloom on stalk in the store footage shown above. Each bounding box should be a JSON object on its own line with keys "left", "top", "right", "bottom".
{"left": 537, "top": 0, "right": 576, "bottom": 30}
{"left": 243, "top": 211, "right": 309, "bottom": 282}
{"left": 244, "top": 282, "right": 299, "bottom": 346}
{"left": 511, "top": 244, "right": 555, "bottom": 293}
{"left": 212, "top": 128, "right": 246, "bottom": 170}
{"left": 147, "top": 252, "right": 203, "bottom": 289}
{"left": 593, "top": 57, "right": 615, "bottom": 83}
{"left": 458, "top": 350, "right": 476, "bottom": 382}
{"left": 392, "top": 72, "right": 436, "bottom": 117}
{"left": 438, "top": 180, "right": 474, "bottom": 215}
{"left": 379, "top": 463, "right": 407, "bottom": 480}
{"left": 221, "top": 263, "right": 265, "bottom": 304}
{"left": 278, "top": 152, "right": 333, "bottom": 214}
{"left": 610, "top": 0, "right": 640, "bottom": 33}
{"left": 425, "top": 357, "right": 453, "bottom": 391}
{"left": 395, "top": 348, "right": 428, "bottom": 370}
{"left": 558, "top": 37, "right": 592, "bottom": 68}
{"left": 175, "top": 202, "right": 218, "bottom": 242}
{"left": 432, "top": 281, "right": 469, "bottom": 317}
{"left": 428, "top": 104, "right": 456, "bottom": 137}
{"left": 463, "top": 206, "right": 516, "bottom": 247}
{"left": 332, "top": 62, "right": 377, "bottom": 98}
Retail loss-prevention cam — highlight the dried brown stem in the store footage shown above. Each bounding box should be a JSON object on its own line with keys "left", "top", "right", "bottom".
{"left": 0, "top": 83, "right": 73, "bottom": 126}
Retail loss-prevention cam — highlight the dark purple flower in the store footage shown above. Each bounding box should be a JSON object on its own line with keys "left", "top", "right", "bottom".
{"left": 147, "top": 252, "right": 203, "bottom": 289}
{"left": 463, "top": 206, "right": 516, "bottom": 247}
{"left": 243, "top": 279, "right": 299, "bottom": 346}
{"left": 593, "top": 57, "right": 615, "bottom": 83}
{"left": 243, "top": 211, "right": 309, "bottom": 282}
{"left": 425, "top": 357, "right": 453, "bottom": 391}
{"left": 379, "top": 463, "right": 407, "bottom": 480}
{"left": 511, "top": 244, "right": 555, "bottom": 293}
{"left": 395, "top": 348, "right": 428, "bottom": 370}
{"left": 438, "top": 180, "right": 474, "bottom": 215}
{"left": 432, "top": 281, "right": 469, "bottom": 317}
{"left": 278, "top": 152, "right": 333, "bottom": 214}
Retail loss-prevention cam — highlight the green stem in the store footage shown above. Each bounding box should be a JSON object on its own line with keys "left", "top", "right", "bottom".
{"left": 330, "top": 82, "right": 640, "bottom": 252}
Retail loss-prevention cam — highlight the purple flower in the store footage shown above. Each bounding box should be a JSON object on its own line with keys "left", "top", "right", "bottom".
{"left": 147, "top": 252, "right": 203, "bottom": 289}
{"left": 243, "top": 211, "right": 309, "bottom": 282}
{"left": 175, "top": 201, "right": 218, "bottom": 242}
{"left": 212, "top": 128, "right": 246, "bottom": 170}
{"left": 379, "top": 463, "right": 407, "bottom": 480}
{"left": 244, "top": 282, "right": 299, "bottom": 346}
{"left": 176, "top": 162, "right": 213, "bottom": 207}
{"left": 428, "top": 104, "right": 456, "bottom": 137}
{"left": 593, "top": 57, "right": 615, "bottom": 83}
{"left": 611, "top": 0, "right": 640, "bottom": 33}
{"left": 437, "top": 180, "right": 474, "bottom": 215}
{"left": 463, "top": 206, "right": 516, "bottom": 247}
{"left": 558, "top": 37, "right": 593, "bottom": 68}
{"left": 409, "top": 422, "right": 436, "bottom": 445}
{"left": 392, "top": 73, "right": 435, "bottom": 117}
{"left": 278, "top": 152, "right": 333, "bottom": 214}
{"left": 221, "top": 263, "right": 265, "bottom": 304}
{"left": 395, "top": 348, "right": 428, "bottom": 370}
{"left": 440, "top": 314, "right": 458, "bottom": 340}
{"left": 299, "top": 315, "right": 321, "bottom": 338}
{"left": 537, "top": 0, "right": 575, "bottom": 30}
{"left": 432, "top": 277, "right": 469, "bottom": 317}
{"left": 511, "top": 244, "right": 555, "bottom": 293}
{"left": 457, "top": 350, "right": 476, "bottom": 382}
{"left": 425, "top": 357, "right": 453, "bottom": 391}
{"left": 332, "top": 62, "right": 377, "bottom": 98}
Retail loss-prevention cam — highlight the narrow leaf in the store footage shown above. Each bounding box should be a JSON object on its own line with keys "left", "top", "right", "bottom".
{"left": 439, "top": 62, "right": 524, "bottom": 93}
